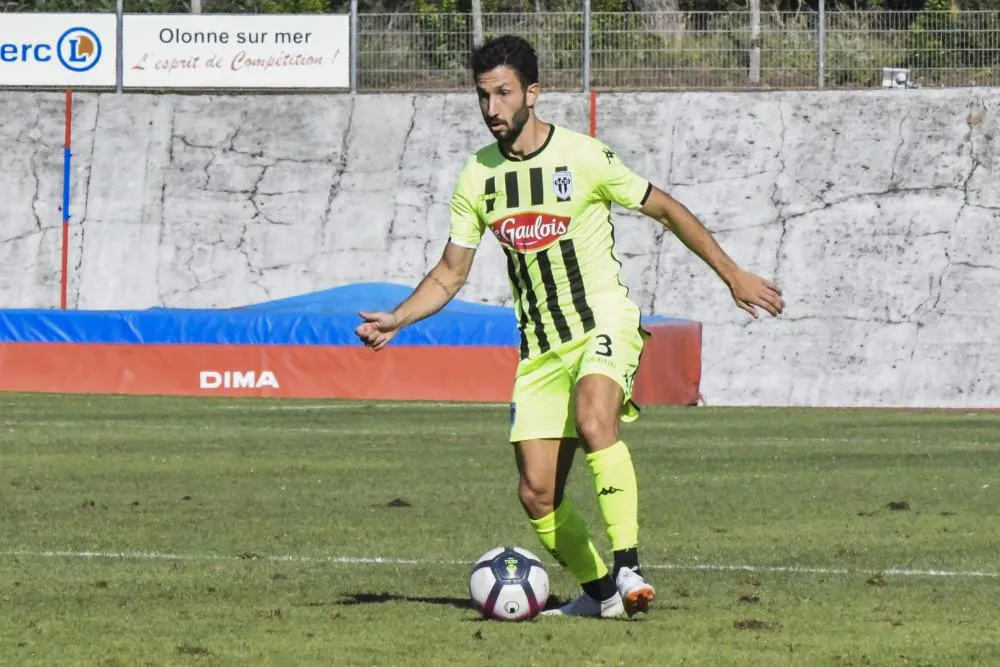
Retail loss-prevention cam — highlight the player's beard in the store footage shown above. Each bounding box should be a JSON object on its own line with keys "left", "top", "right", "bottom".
{"left": 494, "top": 96, "right": 531, "bottom": 146}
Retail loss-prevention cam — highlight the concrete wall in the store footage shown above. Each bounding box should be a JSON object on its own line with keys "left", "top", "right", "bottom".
{"left": 1, "top": 89, "right": 998, "bottom": 407}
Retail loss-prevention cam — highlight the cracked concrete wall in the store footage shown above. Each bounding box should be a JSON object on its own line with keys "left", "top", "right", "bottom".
{"left": 1, "top": 89, "right": 997, "bottom": 407}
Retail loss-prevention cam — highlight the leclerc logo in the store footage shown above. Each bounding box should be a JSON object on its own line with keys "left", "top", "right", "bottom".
{"left": 57, "top": 27, "right": 102, "bottom": 72}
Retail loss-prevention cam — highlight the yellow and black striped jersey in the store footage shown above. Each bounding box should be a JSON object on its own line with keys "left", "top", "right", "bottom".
{"left": 449, "top": 124, "right": 651, "bottom": 359}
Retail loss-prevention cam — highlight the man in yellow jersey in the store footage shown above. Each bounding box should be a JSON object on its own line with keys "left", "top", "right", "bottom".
{"left": 356, "top": 35, "right": 784, "bottom": 619}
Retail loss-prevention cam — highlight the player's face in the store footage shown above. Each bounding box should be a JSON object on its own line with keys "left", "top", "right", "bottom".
{"left": 475, "top": 66, "right": 536, "bottom": 142}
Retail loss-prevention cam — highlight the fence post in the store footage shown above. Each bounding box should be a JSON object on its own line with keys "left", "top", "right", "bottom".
{"left": 116, "top": 0, "right": 123, "bottom": 94}
{"left": 583, "top": 0, "right": 591, "bottom": 92}
{"left": 350, "top": 0, "right": 358, "bottom": 93}
{"left": 749, "top": 0, "right": 760, "bottom": 85}
{"left": 471, "top": 0, "right": 484, "bottom": 47}
{"left": 817, "top": 0, "right": 825, "bottom": 89}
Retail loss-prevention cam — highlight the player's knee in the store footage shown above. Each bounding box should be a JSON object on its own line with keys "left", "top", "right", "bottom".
{"left": 575, "top": 413, "right": 617, "bottom": 449}
{"left": 518, "top": 475, "right": 556, "bottom": 519}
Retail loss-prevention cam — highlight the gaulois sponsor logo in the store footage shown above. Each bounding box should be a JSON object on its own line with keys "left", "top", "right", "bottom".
{"left": 490, "top": 212, "right": 570, "bottom": 252}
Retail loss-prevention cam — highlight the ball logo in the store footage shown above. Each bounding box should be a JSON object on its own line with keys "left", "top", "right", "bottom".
{"left": 57, "top": 27, "right": 101, "bottom": 73}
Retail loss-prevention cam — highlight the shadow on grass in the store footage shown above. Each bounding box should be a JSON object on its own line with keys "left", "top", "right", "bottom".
{"left": 330, "top": 592, "right": 569, "bottom": 613}
{"left": 337, "top": 592, "right": 473, "bottom": 610}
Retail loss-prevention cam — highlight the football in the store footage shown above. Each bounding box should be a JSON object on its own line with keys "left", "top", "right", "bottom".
{"left": 469, "top": 546, "right": 549, "bottom": 621}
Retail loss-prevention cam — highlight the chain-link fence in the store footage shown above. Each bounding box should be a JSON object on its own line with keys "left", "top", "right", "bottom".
{"left": 2, "top": 5, "right": 998, "bottom": 90}
{"left": 588, "top": 11, "right": 817, "bottom": 90}
{"left": 359, "top": 12, "right": 585, "bottom": 91}
{"left": 825, "top": 11, "right": 1000, "bottom": 88}
{"left": 359, "top": 10, "right": 1000, "bottom": 91}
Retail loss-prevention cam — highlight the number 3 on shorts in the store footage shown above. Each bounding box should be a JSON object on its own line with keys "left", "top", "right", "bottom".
{"left": 595, "top": 334, "right": 613, "bottom": 357}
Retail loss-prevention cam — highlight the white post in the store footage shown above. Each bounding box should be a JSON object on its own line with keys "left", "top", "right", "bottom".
{"left": 116, "top": 0, "right": 123, "bottom": 93}
{"left": 749, "top": 0, "right": 760, "bottom": 85}
{"left": 350, "top": 0, "right": 358, "bottom": 93}
{"left": 471, "top": 0, "right": 484, "bottom": 48}
{"left": 818, "top": 0, "right": 825, "bottom": 88}
{"left": 583, "top": 0, "right": 591, "bottom": 92}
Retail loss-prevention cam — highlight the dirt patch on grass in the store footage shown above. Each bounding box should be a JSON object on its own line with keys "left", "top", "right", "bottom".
{"left": 734, "top": 618, "right": 779, "bottom": 631}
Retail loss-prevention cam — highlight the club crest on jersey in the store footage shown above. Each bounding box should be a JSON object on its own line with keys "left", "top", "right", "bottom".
{"left": 552, "top": 168, "right": 573, "bottom": 202}
{"left": 490, "top": 212, "right": 571, "bottom": 252}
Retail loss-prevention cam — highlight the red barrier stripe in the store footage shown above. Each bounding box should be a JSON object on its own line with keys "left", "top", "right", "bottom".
{"left": 0, "top": 343, "right": 518, "bottom": 401}
{"left": 633, "top": 322, "right": 703, "bottom": 406}
{"left": 0, "top": 322, "right": 700, "bottom": 405}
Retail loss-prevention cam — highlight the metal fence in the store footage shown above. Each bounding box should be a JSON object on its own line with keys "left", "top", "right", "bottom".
{"left": 2, "top": 5, "right": 998, "bottom": 90}
{"left": 358, "top": 10, "right": 1000, "bottom": 91}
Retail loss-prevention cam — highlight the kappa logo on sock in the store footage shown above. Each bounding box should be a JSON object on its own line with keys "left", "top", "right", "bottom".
{"left": 597, "top": 486, "right": 624, "bottom": 497}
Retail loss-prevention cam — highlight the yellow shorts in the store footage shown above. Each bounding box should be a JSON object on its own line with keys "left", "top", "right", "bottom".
{"left": 508, "top": 325, "right": 648, "bottom": 443}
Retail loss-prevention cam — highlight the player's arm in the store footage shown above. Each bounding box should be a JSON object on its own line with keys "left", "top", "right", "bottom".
{"left": 356, "top": 242, "right": 475, "bottom": 351}
{"left": 394, "top": 242, "right": 476, "bottom": 327}
{"left": 357, "top": 158, "right": 485, "bottom": 351}
{"left": 590, "top": 139, "right": 783, "bottom": 319}
{"left": 639, "top": 186, "right": 784, "bottom": 319}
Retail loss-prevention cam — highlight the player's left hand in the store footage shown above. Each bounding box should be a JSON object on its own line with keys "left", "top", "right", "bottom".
{"left": 729, "top": 270, "right": 784, "bottom": 319}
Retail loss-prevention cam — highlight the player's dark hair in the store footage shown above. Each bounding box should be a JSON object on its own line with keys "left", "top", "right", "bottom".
{"left": 470, "top": 35, "right": 539, "bottom": 89}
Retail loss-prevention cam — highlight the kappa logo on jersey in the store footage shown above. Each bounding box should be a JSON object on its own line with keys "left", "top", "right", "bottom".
{"left": 490, "top": 212, "right": 570, "bottom": 252}
{"left": 552, "top": 168, "right": 573, "bottom": 202}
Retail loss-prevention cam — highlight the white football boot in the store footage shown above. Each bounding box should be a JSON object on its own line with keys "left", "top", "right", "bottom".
{"left": 540, "top": 591, "right": 626, "bottom": 618}
{"left": 615, "top": 566, "right": 656, "bottom": 616}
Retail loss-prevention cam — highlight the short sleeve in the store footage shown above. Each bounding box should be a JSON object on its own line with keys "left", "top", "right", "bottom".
{"left": 448, "top": 159, "right": 486, "bottom": 249}
{"left": 591, "top": 142, "right": 652, "bottom": 210}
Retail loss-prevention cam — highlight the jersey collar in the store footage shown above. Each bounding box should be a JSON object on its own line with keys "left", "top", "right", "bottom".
{"left": 498, "top": 124, "right": 555, "bottom": 162}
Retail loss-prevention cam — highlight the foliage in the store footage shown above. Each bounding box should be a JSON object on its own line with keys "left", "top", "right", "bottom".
{"left": 904, "top": 0, "right": 1000, "bottom": 75}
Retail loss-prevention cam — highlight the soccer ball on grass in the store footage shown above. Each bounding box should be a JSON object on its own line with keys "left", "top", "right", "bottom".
{"left": 469, "top": 546, "right": 549, "bottom": 621}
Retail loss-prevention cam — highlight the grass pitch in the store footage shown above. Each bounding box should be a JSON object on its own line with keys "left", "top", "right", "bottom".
{"left": 1, "top": 394, "right": 999, "bottom": 666}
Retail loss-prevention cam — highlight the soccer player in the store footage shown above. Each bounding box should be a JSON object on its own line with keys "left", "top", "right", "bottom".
{"left": 356, "top": 35, "right": 784, "bottom": 619}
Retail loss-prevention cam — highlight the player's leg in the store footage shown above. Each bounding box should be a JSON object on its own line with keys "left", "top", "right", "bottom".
{"left": 509, "top": 351, "right": 623, "bottom": 619}
{"left": 513, "top": 438, "right": 611, "bottom": 592}
{"left": 573, "top": 328, "right": 656, "bottom": 616}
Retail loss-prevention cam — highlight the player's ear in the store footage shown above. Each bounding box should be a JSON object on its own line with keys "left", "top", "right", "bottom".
{"left": 526, "top": 82, "right": 540, "bottom": 108}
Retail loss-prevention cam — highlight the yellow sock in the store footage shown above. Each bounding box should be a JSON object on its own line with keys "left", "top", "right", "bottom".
{"left": 586, "top": 440, "right": 639, "bottom": 551}
{"left": 529, "top": 497, "right": 609, "bottom": 584}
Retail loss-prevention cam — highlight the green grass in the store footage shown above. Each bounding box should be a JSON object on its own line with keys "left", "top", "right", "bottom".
{"left": 1, "top": 394, "right": 999, "bottom": 666}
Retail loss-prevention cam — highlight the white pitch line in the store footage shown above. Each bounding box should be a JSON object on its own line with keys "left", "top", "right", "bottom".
{"left": 1, "top": 549, "right": 997, "bottom": 580}
{"left": 211, "top": 402, "right": 509, "bottom": 411}
{"left": 649, "top": 562, "right": 1000, "bottom": 579}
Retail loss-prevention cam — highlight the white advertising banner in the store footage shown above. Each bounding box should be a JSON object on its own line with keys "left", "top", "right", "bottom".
{"left": 122, "top": 14, "right": 350, "bottom": 89}
{"left": 0, "top": 14, "right": 117, "bottom": 87}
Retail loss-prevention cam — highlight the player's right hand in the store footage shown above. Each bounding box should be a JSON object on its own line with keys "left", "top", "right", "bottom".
{"left": 355, "top": 311, "right": 400, "bottom": 351}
